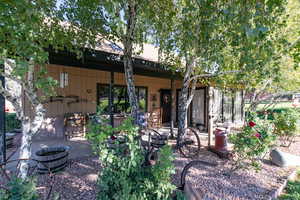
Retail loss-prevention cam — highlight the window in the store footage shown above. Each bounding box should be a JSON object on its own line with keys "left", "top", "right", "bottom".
{"left": 60, "top": 72, "right": 68, "bottom": 88}
{"left": 214, "top": 89, "right": 223, "bottom": 123}
{"left": 191, "top": 88, "right": 206, "bottom": 126}
{"left": 223, "top": 92, "right": 233, "bottom": 123}
{"left": 97, "top": 84, "right": 147, "bottom": 114}
{"left": 137, "top": 87, "right": 147, "bottom": 111}
{"left": 97, "top": 84, "right": 110, "bottom": 112}
{"left": 213, "top": 89, "right": 244, "bottom": 123}
{"left": 234, "top": 91, "right": 243, "bottom": 122}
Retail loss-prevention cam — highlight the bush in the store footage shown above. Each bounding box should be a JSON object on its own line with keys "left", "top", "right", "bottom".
{"left": 254, "top": 107, "right": 300, "bottom": 120}
{"left": 229, "top": 113, "right": 277, "bottom": 171}
{"left": 279, "top": 171, "right": 300, "bottom": 200}
{"left": 87, "top": 116, "right": 177, "bottom": 200}
{"left": 273, "top": 109, "right": 300, "bottom": 147}
{"left": 0, "top": 177, "right": 38, "bottom": 200}
{"left": 6, "top": 113, "right": 21, "bottom": 132}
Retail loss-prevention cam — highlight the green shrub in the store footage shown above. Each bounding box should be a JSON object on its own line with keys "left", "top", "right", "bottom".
{"left": 229, "top": 113, "right": 277, "bottom": 171}
{"left": 255, "top": 107, "right": 300, "bottom": 120}
{"left": 6, "top": 113, "right": 21, "bottom": 132}
{"left": 87, "top": 116, "right": 177, "bottom": 200}
{"left": 273, "top": 109, "right": 300, "bottom": 147}
{"left": 279, "top": 171, "right": 300, "bottom": 200}
{"left": 0, "top": 177, "right": 38, "bottom": 200}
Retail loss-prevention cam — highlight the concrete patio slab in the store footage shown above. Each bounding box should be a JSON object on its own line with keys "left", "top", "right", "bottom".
{"left": 5, "top": 136, "right": 94, "bottom": 171}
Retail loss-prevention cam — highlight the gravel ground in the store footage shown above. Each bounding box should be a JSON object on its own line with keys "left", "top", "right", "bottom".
{"left": 172, "top": 136, "right": 300, "bottom": 200}
{"left": 32, "top": 136, "right": 300, "bottom": 200}
{"left": 37, "top": 157, "right": 100, "bottom": 200}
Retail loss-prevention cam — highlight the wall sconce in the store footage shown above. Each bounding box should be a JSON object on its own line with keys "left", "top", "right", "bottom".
{"left": 151, "top": 94, "right": 157, "bottom": 107}
{"left": 60, "top": 72, "right": 68, "bottom": 88}
{"left": 86, "top": 89, "right": 92, "bottom": 94}
{"left": 151, "top": 94, "right": 157, "bottom": 101}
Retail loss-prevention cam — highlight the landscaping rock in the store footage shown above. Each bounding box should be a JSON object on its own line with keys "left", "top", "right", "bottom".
{"left": 270, "top": 149, "right": 300, "bottom": 167}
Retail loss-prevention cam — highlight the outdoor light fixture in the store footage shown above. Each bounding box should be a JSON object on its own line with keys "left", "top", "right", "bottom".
{"left": 60, "top": 72, "right": 68, "bottom": 88}
{"left": 151, "top": 94, "right": 157, "bottom": 107}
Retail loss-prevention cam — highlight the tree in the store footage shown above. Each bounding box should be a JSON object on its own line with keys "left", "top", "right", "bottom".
{"left": 246, "top": 0, "right": 300, "bottom": 111}
{"left": 152, "top": 0, "right": 288, "bottom": 145}
{"left": 60, "top": 0, "right": 169, "bottom": 123}
{"left": 0, "top": 0, "right": 78, "bottom": 179}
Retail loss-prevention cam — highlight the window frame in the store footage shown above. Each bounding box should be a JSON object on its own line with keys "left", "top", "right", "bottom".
{"left": 96, "top": 83, "right": 148, "bottom": 114}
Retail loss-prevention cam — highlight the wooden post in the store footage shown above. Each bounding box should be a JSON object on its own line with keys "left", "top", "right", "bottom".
{"left": 109, "top": 71, "right": 114, "bottom": 127}
{"left": 207, "top": 86, "right": 213, "bottom": 147}
{"left": 170, "top": 78, "right": 176, "bottom": 138}
{"left": 241, "top": 90, "right": 245, "bottom": 123}
{"left": 0, "top": 66, "right": 5, "bottom": 164}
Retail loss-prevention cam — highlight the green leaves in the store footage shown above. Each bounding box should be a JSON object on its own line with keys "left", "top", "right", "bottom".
{"left": 86, "top": 114, "right": 176, "bottom": 200}
{"left": 229, "top": 112, "right": 277, "bottom": 171}
{"left": 0, "top": 176, "right": 38, "bottom": 200}
{"left": 273, "top": 108, "right": 300, "bottom": 146}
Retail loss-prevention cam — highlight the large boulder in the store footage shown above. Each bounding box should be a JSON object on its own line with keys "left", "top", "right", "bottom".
{"left": 270, "top": 149, "right": 300, "bottom": 167}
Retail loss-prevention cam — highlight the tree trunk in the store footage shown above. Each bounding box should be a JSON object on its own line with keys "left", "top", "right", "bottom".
{"left": 177, "top": 93, "right": 188, "bottom": 146}
{"left": 123, "top": 1, "right": 139, "bottom": 124}
{"left": 177, "top": 58, "right": 195, "bottom": 146}
{"left": 123, "top": 55, "right": 139, "bottom": 123}
{"left": 2, "top": 59, "right": 46, "bottom": 180}
{"left": 18, "top": 119, "right": 32, "bottom": 180}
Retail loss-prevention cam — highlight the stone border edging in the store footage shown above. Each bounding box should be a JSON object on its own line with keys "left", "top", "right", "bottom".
{"left": 269, "top": 168, "right": 299, "bottom": 200}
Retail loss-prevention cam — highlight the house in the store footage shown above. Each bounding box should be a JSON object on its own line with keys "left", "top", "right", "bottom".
{"left": 23, "top": 42, "right": 245, "bottom": 139}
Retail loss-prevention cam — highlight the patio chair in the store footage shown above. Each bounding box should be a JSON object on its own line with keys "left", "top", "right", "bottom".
{"left": 64, "top": 113, "right": 87, "bottom": 139}
{"left": 147, "top": 108, "right": 161, "bottom": 128}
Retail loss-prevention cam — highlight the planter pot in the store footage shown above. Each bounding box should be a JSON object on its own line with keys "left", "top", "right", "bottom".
{"left": 35, "top": 146, "right": 70, "bottom": 174}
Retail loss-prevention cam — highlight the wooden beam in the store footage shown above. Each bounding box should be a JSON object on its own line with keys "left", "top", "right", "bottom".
{"left": 207, "top": 87, "right": 213, "bottom": 147}
{"left": 48, "top": 49, "right": 182, "bottom": 80}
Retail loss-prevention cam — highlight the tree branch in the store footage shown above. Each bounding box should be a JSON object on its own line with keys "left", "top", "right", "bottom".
{"left": 186, "top": 79, "right": 197, "bottom": 108}
{"left": 30, "top": 103, "right": 45, "bottom": 136}
{"left": 252, "top": 91, "right": 296, "bottom": 107}
{"left": 189, "top": 70, "right": 242, "bottom": 83}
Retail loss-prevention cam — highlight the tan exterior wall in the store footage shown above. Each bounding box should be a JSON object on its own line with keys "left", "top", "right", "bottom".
{"left": 25, "top": 64, "right": 184, "bottom": 118}
{"left": 24, "top": 64, "right": 210, "bottom": 138}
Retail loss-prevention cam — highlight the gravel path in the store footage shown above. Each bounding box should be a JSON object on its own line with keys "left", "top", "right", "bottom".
{"left": 34, "top": 137, "right": 300, "bottom": 200}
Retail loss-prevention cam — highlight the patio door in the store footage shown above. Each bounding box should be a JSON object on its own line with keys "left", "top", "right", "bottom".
{"left": 191, "top": 88, "right": 206, "bottom": 128}
{"left": 160, "top": 89, "right": 171, "bottom": 123}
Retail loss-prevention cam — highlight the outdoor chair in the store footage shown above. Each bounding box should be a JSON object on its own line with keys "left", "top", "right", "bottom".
{"left": 64, "top": 113, "right": 87, "bottom": 139}
{"left": 147, "top": 108, "right": 161, "bottom": 128}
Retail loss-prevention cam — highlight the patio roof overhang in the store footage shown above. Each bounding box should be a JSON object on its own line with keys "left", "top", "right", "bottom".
{"left": 48, "top": 48, "right": 182, "bottom": 80}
